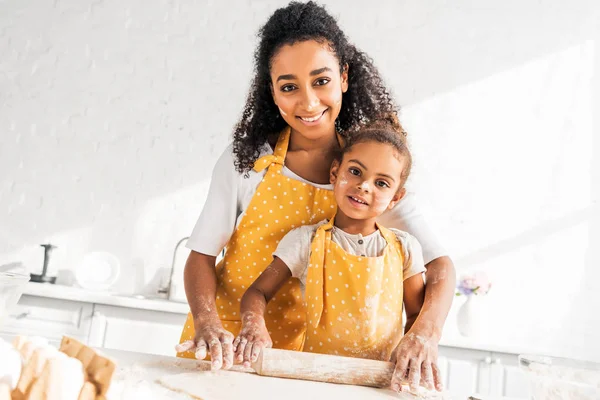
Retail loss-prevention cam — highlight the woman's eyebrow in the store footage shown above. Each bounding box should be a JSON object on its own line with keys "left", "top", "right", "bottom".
{"left": 276, "top": 67, "right": 332, "bottom": 82}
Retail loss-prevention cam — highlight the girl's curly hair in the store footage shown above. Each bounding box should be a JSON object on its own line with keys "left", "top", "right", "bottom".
{"left": 232, "top": 1, "right": 399, "bottom": 174}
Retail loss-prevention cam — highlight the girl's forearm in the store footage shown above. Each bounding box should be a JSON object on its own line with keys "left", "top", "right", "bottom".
{"left": 240, "top": 287, "right": 268, "bottom": 323}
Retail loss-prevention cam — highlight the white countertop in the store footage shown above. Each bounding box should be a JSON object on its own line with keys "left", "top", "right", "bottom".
{"left": 102, "top": 349, "right": 525, "bottom": 400}
{"left": 102, "top": 349, "right": 201, "bottom": 399}
{"left": 22, "top": 282, "right": 190, "bottom": 314}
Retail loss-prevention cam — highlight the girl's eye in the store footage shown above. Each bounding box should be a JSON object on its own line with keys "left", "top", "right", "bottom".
{"left": 349, "top": 167, "right": 361, "bottom": 176}
{"left": 281, "top": 85, "right": 296, "bottom": 93}
{"left": 314, "top": 78, "right": 330, "bottom": 86}
{"left": 376, "top": 180, "right": 390, "bottom": 188}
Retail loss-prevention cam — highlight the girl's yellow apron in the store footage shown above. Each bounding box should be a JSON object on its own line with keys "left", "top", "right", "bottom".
{"left": 178, "top": 127, "right": 337, "bottom": 358}
{"left": 304, "top": 216, "right": 405, "bottom": 361}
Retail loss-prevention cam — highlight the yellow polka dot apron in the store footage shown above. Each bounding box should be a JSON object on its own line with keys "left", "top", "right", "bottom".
{"left": 303, "top": 216, "right": 405, "bottom": 361}
{"left": 178, "top": 127, "right": 337, "bottom": 358}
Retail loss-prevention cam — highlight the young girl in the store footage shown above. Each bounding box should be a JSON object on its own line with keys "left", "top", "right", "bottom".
{"left": 176, "top": 1, "right": 452, "bottom": 392}
{"left": 234, "top": 120, "right": 428, "bottom": 392}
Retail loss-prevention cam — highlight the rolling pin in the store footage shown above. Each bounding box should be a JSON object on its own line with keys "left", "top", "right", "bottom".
{"left": 250, "top": 348, "right": 396, "bottom": 388}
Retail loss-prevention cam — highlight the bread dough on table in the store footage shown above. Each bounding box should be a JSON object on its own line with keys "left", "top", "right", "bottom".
{"left": 158, "top": 362, "right": 449, "bottom": 400}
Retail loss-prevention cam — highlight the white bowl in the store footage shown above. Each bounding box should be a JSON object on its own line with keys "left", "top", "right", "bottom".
{"left": 75, "top": 252, "right": 121, "bottom": 291}
{"left": 519, "top": 354, "right": 600, "bottom": 399}
{"left": 0, "top": 271, "right": 30, "bottom": 328}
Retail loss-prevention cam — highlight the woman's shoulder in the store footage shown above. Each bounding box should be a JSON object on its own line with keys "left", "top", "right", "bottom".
{"left": 214, "top": 141, "right": 272, "bottom": 176}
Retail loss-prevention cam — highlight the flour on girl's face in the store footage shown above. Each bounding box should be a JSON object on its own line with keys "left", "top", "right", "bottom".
{"left": 278, "top": 107, "right": 288, "bottom": 116}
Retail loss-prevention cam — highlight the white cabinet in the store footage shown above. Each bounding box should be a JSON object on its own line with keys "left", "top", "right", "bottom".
{"left": 489, "top": 352, "right": 531, "bottom": 398}
{"left": 438, "top": 346, "right": 490, "bottom": 399}
{"left": 439, "top": 346, "right": 530, "bottom": 399}
{"left": 0, "top": 295, "right": 93, "bottom": 345}
{"left": 88, "top": 304, "right": 187, "bottom": 357}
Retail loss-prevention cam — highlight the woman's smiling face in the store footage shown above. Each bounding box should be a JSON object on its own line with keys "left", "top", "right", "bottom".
{"left": 270, "top": 40, "right": 348, "bottom": 140}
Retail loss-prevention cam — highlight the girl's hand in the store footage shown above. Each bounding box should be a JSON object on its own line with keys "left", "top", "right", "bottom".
{"left": 175, "top": 318, "right": 235, "bottom": 371}
{"left": 389, "top": 329, "right": 443, "bottom": 393}
{"left": 233, "top": 313, "right": 272, "bottom": 368}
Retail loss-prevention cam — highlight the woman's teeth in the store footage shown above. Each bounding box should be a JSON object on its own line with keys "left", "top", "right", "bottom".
{"left": 299, "top": 111, "right": 325, "bottom": 122}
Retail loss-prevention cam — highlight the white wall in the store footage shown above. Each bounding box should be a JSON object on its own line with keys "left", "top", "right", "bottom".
{"left": 1, "top": 0, "right": 599, "bottom": 361}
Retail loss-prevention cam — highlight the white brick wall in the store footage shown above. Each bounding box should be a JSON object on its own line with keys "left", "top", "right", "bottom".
{"left": 1, "top": 0, "right": 599, "bottom": 361}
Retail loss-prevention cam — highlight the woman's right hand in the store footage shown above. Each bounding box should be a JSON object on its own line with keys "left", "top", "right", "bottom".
{"left": 232, "top": 313, "right": 272, "bottom": 368}
{"left": 175, "top": 318, "right": 235, "bottom": 371}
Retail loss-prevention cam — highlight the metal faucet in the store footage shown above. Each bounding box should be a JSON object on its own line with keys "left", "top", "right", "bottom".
{"left": 158, "top": 236, "right": 189, "bottom": 299}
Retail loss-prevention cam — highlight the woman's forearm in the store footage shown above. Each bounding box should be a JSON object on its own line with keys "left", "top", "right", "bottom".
{"left": 183, "top": 251, "right": 221, "bottom": 324}
{"left": 405, "top": 316, "right": 417, "bottom": 334}
{"left": 412, "top": 256, "right": 456, "bottom": 340}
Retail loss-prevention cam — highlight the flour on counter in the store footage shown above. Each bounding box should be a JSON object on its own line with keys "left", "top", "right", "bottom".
{"left": 158, "top": 369, "right": 449, "bottom": 400}
{"left": 107, "top": 361, "right": 197, "bottom": 400}
{"left": 526, "top": 362, "right": 600, "bottom": 400}
{"left": 107, "top": 355, "right": 448, "bottom": 400}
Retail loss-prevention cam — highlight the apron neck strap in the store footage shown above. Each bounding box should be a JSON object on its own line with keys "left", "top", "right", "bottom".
{"left": 273, "top": 126, "right": 291, "bottom": 159}
{"left": 375, "top": 222, "right": 397, "bottom": 245}
{"left": 252, "top": 127, "right": 291, "bottom": 172}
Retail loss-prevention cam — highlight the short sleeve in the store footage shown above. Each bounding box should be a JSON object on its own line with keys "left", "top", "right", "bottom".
{"left": 272, "top": 225, "right": 314, "bottom": 283}
{"left": 378, "top": 191, "right": 447, "bottom": 265}
{"left": 391, "top": 229, "right": 427, "bottom": 281}
{"left": 186, "top": 144, "right": 239, "bottom": 257}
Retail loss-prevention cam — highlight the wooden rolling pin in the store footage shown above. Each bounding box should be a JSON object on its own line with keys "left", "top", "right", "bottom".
{"left": 250, "top": 348, "right": 396, "bottom": 388}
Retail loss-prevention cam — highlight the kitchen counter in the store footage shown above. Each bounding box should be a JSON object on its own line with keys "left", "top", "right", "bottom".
{"left": 20, "top": 282, "right": 566, "bottom": 361}
{"left": 102, "top": 349, "right": 525, "bottom": 400}
{"left": 102, "top": 349, "right": 443, "bottom": 400}
{"left": 22, "top": 282, "right": 190, "bottom": 314}
{"left": 102, "top": 349, "right": 199, "bottom": 399}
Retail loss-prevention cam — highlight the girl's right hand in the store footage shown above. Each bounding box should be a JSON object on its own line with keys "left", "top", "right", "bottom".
{"left": 232, "top": 314, "right": 272, "bottom": 368}
{"left": 175, "top": 320, "right": 235, "bottom": 371}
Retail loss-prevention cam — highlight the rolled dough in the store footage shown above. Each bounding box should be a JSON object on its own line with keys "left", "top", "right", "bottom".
{"left": 158, "top": 362, "right": 449, "bottom": 400}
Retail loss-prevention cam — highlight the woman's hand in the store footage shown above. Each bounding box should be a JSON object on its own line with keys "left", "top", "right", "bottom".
{"left": 233, "top": 313, "right": 272, "bottom": 368}
{"left": 176, "top": 317, "right": 235, "bottom": 371}
{"left": 390, "top": 328, "right": 443, "bottom": 393}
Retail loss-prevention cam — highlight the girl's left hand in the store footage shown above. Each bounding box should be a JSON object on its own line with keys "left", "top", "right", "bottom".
{"left": 232, "top": 313, "right": 272, "bottom": 368}
{"left": 389, "top": 329, "right": 443, "bottom": 393}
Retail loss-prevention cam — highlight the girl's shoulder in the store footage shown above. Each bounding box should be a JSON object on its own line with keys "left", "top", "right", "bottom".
{"left": 388, "top": 228, "right": 413, "bottom": 241}
{"left": 288, "top": 219, "right": 327, "bottom": 235}
{"left": 387, "top": 228, "right": 422, "bottom": 256}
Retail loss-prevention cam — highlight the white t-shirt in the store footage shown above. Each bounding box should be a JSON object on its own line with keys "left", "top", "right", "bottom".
{"left": 273, "top": 220, "right": 426, "bottom": 292}
{"left": 187, "top": 143, "right": 447, "bottom": 264}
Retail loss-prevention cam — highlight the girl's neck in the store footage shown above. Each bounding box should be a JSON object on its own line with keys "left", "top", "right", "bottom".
{"left": 288, "top": 127, "right": 339, "bottom": 154}
{"left": 333, "top": 212, "right": 378, "bottom": 236}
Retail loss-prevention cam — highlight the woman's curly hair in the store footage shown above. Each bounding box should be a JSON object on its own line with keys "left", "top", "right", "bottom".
{"left": 232, "top": 1, "right": 399, "bottom": 174}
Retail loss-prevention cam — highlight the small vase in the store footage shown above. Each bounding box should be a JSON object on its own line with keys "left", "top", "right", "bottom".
{"left": 457, "top": 295, "right": 482, "bottom": 337}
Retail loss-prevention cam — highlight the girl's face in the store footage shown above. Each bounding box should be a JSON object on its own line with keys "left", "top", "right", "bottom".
{"left": 330, "top": 141, "right": 407, "bottom": 221}
{"left": 270, "top": 40, "right": 348, "bottom": 141}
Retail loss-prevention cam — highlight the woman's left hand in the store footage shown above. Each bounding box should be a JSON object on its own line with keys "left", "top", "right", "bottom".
{"left": 389, "top": 328, "right": 443, "bottom": 393}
